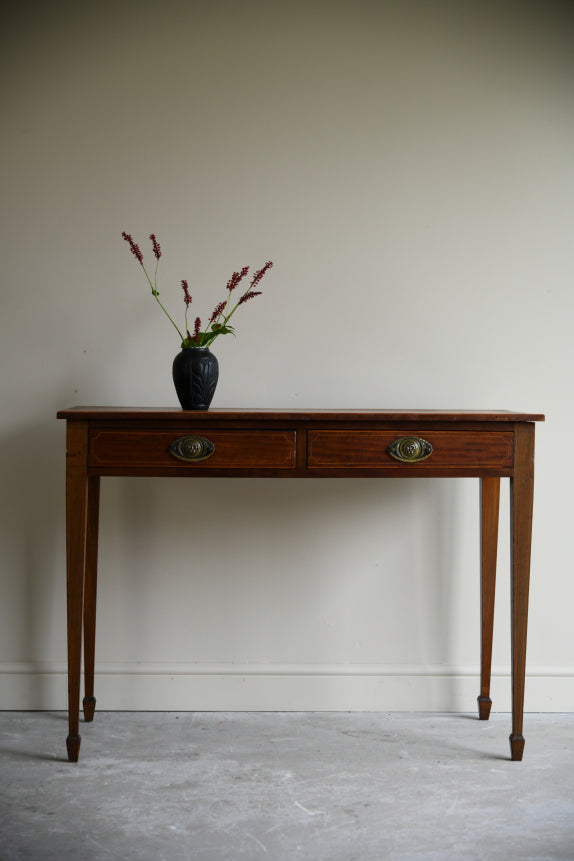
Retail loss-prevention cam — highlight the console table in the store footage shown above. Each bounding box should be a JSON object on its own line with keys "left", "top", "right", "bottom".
{"left": 57, "top": 407, "right": 544, "bottom": 762}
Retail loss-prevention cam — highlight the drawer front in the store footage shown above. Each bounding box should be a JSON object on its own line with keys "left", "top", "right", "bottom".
{"left": 89, "top": 429, "right": 296, "bottom": 469}
{"left": 307, "top": 430, "right": 513, "bottom": 469}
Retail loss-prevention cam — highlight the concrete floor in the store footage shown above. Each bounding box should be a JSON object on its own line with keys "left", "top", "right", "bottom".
{"left": 1, "top": 712, "right": 573, "bottom": 861}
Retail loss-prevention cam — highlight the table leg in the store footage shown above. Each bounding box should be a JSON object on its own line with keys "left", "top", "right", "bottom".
{"left": 509, "top": 423, "right": 535, "bottom": 761}
{"left": 478, "top": 477, "right": 500, "bottom": 721}
{"left": 83, "top": 476, "right": 100, "bottom": 723}
{"left": 65, "top": 422, "right": 89, "bottom": 763}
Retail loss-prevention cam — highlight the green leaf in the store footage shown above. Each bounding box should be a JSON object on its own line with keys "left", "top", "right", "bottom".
{"left": 180, "top": 324, "right": 238, "bottom": 350}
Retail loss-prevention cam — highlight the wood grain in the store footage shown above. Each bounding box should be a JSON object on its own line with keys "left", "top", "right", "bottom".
{"left": 82, "top": 475, "right": 100, "bottom": 723}
{"left": 65, "top": 421, "right": 89, "bottom": 762}
{"left": 89, "top": 429, "right": 296, "bottom": 469}
{"left": 58, "top": 407, "right": 545, "bottom": 423}
{"left": 509, "top": 423, "right": 535, "bottom": 761}
{"left": 478, "top": 477, "right": 500, "bottom": 720}
{"left": 308, "top": 430, "right": 513, "bottom": 469}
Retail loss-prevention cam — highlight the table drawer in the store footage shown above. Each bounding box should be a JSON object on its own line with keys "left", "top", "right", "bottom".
{"left": 89, "top": 429, "right": 296, "bottom": 469}
{"left": 307, "top": 430, "right": 513, "bottom": 469}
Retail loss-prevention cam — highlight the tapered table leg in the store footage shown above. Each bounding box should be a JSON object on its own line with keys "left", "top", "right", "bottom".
{"left": 83, "top": 475, "right": 100, "bottom": 723}
{"left": 478, "top": 477, "right": 500, "bottom": 721}
{"left": 65, "top": 422, "right": 89, "bottom": 763}
{"left": 509, "top": 423, "right": 535, "bottom": 761}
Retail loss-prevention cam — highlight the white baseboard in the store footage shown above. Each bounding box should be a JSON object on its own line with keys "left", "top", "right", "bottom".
{"left": 1, "top": 662, "right": 573, "bottom": 711}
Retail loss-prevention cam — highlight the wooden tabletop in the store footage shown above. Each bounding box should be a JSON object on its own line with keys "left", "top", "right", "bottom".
{"left": 57, "top": 407, "right": 545, "bottom": 422}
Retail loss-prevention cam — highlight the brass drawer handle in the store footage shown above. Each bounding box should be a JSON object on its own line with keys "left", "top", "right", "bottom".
{"left": 387, "top": 436, "right": 433, "bottom": 463}
{"left": 169, "top": 434, "right": 215, "bottom": 462}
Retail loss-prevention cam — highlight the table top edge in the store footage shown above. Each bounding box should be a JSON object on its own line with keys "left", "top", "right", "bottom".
{"left": 56, "top": 407, "right": 546, "bottom": 422}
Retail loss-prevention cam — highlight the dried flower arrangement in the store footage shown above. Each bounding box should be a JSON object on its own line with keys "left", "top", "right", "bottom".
{"left": 122, "top": 232, "right": 273, "bottom": 349}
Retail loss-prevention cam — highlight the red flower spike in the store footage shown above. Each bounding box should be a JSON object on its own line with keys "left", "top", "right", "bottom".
{"left": 122, "top": 231, "right": 143, "bottom": 264}
{"left": 209, "top": 300, "right": 227, "bottom": 324}
{"left": 249, "top": 260, "right": 273, "bottom": 290}
{"left": 150, "top": 234, "right": 161, "bottom": 260}
{"left": 238, "top": 290, "right": 262, "bottom": 305}
{"left": 193, "top": 317, "right": 202, "bottom": 343}
{"left": 226, "top": 266, "right": 249, "bottom": 292}
{"left": 181, "top": 280, "right": 192, "bottom": 307}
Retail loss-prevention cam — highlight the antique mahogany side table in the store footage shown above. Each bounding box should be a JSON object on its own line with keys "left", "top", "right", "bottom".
{"left": 57, "top": 408, "right": 544, "bottom": 762}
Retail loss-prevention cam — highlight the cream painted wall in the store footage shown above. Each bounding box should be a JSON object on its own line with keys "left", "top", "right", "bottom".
{"left": 1, "top": 0, "right": 573, "bottom": 712}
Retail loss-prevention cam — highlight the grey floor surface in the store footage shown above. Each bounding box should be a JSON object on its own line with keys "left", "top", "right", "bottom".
{"left": 0, "top": 711, "right": 573, "bottom": 861}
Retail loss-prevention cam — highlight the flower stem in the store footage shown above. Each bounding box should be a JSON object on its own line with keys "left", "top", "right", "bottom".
{"left": 154, "top": 294, "right": 185, "bottom": 341}
{"left": 222, "top": 285, "right": 250, "bottom": 327}
{"left": 141, "top": 262, "right": 185, "bottom": 341}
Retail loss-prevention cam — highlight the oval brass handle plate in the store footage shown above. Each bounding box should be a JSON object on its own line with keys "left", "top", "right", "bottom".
{"left": 387, "top": 436, "right": 433, "bottom": 463}
{"left": 169, "top": 434, "right": 215, "bottom": 462}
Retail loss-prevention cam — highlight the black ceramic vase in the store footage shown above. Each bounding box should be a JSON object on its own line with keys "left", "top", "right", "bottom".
{"left": 172, "top": 347, "right": 219, "bottom": 410}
